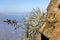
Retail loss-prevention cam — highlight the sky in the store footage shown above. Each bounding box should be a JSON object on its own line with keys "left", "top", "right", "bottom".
{"left": 0, "top": 0, "right": 50, "bottom": 40}
{"left": 0, "top": 0, "right": 50, "bottom": 13}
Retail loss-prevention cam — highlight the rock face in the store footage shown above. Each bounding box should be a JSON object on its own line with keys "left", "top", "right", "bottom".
{"left": 47, "top": 0, "right": 60, "bottom": 40}
{"left": 38, "top": 0, "right": 60, "bottom": 40}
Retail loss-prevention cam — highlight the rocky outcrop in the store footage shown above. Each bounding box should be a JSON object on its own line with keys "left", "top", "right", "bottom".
{"left": 38, "top": 0, "right": 60, "bottom": 40}
{"left": 47, "top": 0, "right": 60, "bottom": 40}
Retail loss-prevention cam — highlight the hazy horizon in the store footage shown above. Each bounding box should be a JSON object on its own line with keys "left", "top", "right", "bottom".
{"left": 0, "top": 0, "right": 50, "bottom": 40}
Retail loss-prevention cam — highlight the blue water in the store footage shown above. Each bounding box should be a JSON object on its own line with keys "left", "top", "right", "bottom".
{"left": 0, "top": 12, "right": 29, "bottom": 40}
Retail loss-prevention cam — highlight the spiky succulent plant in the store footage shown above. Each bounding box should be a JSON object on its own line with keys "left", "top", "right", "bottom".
{"left": 24, "top": 8, "right": 47, "bottom": 40}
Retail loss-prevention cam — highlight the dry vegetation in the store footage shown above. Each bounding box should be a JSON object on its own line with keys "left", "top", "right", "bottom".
{"left": 24, "top": 8, "right": 47, "bottom": 40}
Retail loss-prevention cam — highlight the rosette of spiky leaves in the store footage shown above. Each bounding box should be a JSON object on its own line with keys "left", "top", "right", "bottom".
{"left": 24, "top": 8, "right": 47, "bottom": 40}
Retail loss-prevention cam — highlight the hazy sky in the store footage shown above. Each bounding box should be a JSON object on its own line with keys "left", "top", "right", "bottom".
{"left": 0, "top": 0, "right": 50, "bottom": 13}
{"left": 0, "top": 0, "right": 50, "bottom": 39}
